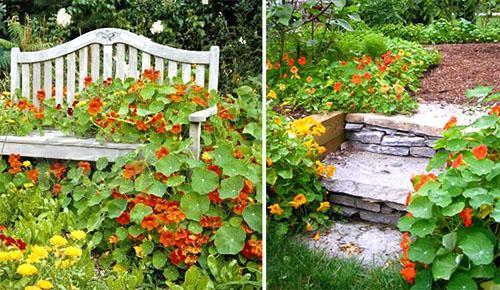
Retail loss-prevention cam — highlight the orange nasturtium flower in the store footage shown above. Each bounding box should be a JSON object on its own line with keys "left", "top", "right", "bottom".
{"left": 88, "top": 97, "right": 104, "bottom": 116}
{"left": 350, "top": 74, "right": 363, "bottom": 85}
{"left": 451, "top": 153, "right": 466, "bottom": 169}
{"left": 400, "top": 262, "right": 416, "bottom": 284}
{"left": 333, "top": 82, "right": 342, "bottom": 92}
{"left": 268, "top": 203, "right": 284, "bottom": 215}
{"left": 155, "top": 146, "right": 170, "bottom": 160}
{"left": 50, "top": 162, "right": 66, "bottom": 179}
{"left": 459, "top": 208, "right": 473, "bottom": 227}
{"left": 26, "top": 169, "right": 39, "bottom": 183}
{"left": 363, "top": 72, "right": 371, "bottom": 81}
{"left": 36, "top": 90, "right": 46, "bottom": 103}
{"left": 289, "top": 193, "right": 307, "bottom": 209}
{"left": 141, "top": 214, "right": 159, "bottom": 231}
{"left": 489, "top": 104, "right": 500, "bottom": 116}
{"left": 443, "top": 116, "right": 457, "bottom": 130}
{"left": 290, "top": 66, "right": 299, "bottom": 74}
{"left": 84, "top": 76, "right": 93, "bottom": 88}
{"left": 306, "top": 223, "right": 313, "bottom": 232}
{"left": 171, "top": 124, "right": 182, "bottom": 134}
{"left": 78, "top": 161, "right": 91, "bottom": 174}
{"left": 306, "top": 76, "right": 313, "bottom": 83}
{"left": 298, "top": 56, "right": 307, "bottom": 66}
{"left": 316, "top": 201, "right": 330, "bottom": 212}
{"left": 472, "top": 144, "right": 488, "bottom": 160}
{"left": 313, "top": 232, "right": 320, "bottom": 241}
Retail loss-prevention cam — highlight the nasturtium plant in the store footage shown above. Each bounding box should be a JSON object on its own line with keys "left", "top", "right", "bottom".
{"left": 0, "top": 70, "right": 262, "bottom": 288}
{"left": 398, "top": 105, "right": 499, "bottom": 289}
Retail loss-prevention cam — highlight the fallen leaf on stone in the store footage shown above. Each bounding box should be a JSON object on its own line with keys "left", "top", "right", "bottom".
{"left": 339, "top": 243, "right": 363, "bottom": 255}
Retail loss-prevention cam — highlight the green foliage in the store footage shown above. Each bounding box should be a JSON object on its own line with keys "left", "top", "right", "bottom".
{"left": 363, "top": 34, "right": 388, "bottom": 58}
{"left": 0, "top": 77, "right": 262, "bottom": 288}
{"left": 398, "top": 107, "right": 499, "bottom": 288}
{"left": 377, "top": 19, "right": 500, "bottom": 44}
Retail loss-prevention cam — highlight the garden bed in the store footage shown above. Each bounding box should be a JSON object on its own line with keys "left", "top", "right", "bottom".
{"left": 418, "top": 43, "right": 500, "bottom": 104}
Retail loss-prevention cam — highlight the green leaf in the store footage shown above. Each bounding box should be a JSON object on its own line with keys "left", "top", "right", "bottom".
{"left": 180, "top": 192, "right": 210, "bottom": 221}
{"left": 398, "top": 215, "right": 415, "bottom": 232}
{"left": 411, "top": 270, "right": 432, "bottom": 290}
{"left": 134, "top": 173, "right": 154, "bottom": 192}
{"left": 156, "top": 155, "right": 182, "bottom": 176}
{"left": 130, "top": 203, "right": 153, "bottom": 224}
{"left": 448, "top": 272, "right": 478, "bottom": 290}
{"left": 243, "top": 204, "right": 262, "bottom": 233}
{"left": 445, "top": 139, "right": 467, "bottom": 151}
{"left": 407, "top": 196, "right": 433, "bottom": 219}
{"left": 96, "top": 157, "right": 108, "bottom": 170}
{"left": 107, "top": 198, "right": 128, "bottom": 219}
{"left": 219, "top": 176, "right": 244, "bottom": 199}
{"left": 115, "top": 227, "right": 128, "bottom": 240}
{"left": 428, "top": 188, "right": 452, "bottom": 207}
{"left": 214, "top": 225, "right": 246, "bottom": 255}
{"left": 459, "top": 231, "right": 494, "bottom": 265}
{"left": 243, "top": 122, "right": 262, "bottom": 140}
{"left": 469, "top": 194, "right": 494, "bottom": 209}
{"left": 426, "top": 151, "right": 449, "bottom": 171}
{"left": 408, "top": 237, "right": 437, "bottom": 264}
{"left": 410, "top": 219, "right": 436, "bottom": 237}
{"left": 191, "top": 168, "right": 219, "bottom": 195}
{"left": 442, "top": 232, "right": 457, "bottom": 251}
{"left": 141, "top": 240, "right": 154, "bottom": 256}
{"left": 466, "top": 86, "right": 493, "bottom": 99}
{"left": 442, "top": 201, "right": 465, "bottom": 216}
{"left": 470, "top": 264, "right": 495, "bottom": 279}
{"left": 469, "top": 158, "right": 494, "bottom": 176}
{"left": 141, "top": 85, "right": 156, "bottom": 100}
{"left": 431, "top": 253, "right": 460, "bottom": 280}
{"left": 472, "top": 115, "right": 495, "bottom": 129}
{"left": 166, "top": 175, "right": 185, "bottom": 187}
{"left": 463, "top": 187, "right": 488, "bottom": 198}
{"left": 152, "top": 251, "right": 167, "bottom": 269}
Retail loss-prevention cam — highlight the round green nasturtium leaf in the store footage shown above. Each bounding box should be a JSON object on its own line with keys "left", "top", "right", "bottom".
{"left": 458, "top": 231, "right": 494, "bottom": 265}
{"left": 130, "top": 203, "right": 153, "bottom": 224}
{"left": 442, "top": 232, "right": 457, "bottom": 251}
{"left": 219, "top": 176, "right": 244, "bottom": 199}
{"left": 106, "top": 198, "right": 128, "bottom": 218}
{"left": 410, "top": 219, "right": 436, "bottom": 238}
{"left": 115, "top": 227, "right": 128, "bottom": 240}
{"left": 191, "top": 168, "right": 219, "bottom": 195}
{"left": 214, "top": 225, "right": 246, "bottom": 255}
{"left": 411, "top": 269, "right": 432, "bottom": 290}
{"left": 141, "top": 240, "right": 154, "bottom": 256}
{"left": 441, "top": 201, "right": 465, "bottom": 216}
{"left": 407, "top": 196, "right": 434, "bottom": 219}
{"left": 243, "top": 204, "right": 262, "bottom": 233}
{"left": 152, "top": 251, "right": 167, "bottom": 269}
{"left": 180, "top": 192, "right": 210, "bottom": 221}
{"left": 163, "top": 266, "right": 180, "bottom": 281}
{"left": 96, "top": 157, "right": 109, "bottom": 171}
{"left": 428, "top": 188, "right": 452, "bottom": 207}
{"left": 408, "top": 237, "right": 437, "bottom": 264}
{"left": 468, "top": 158, "right": 495, "bottom": 176}
{"left": 431, "top": 253, "right": 460, "bottom": 280}
{"left": 448, "top": 272, "right": 477, "bottom": 290}
{"left": 470, "top": 264, "right": 495, "bottom": 279}
{"left": 166, "top": 175, "right": 185, "bottom": 187}
{"left": 156, "top": 155, "right": 182, "bottom": 176}
{"left": 469, "top": 194, "right": 494, "bottom": 209}
{"left": 463, "top": 187, "right": 488, "bottom": 198}
{"left": 398, "top": 215, "right": 415, "bottom": 232}
{"left": 134, "top": 173, "right": 153, "bottom": 192}
{"left": 188, "top": 222, "right": 203, "bottom": 234}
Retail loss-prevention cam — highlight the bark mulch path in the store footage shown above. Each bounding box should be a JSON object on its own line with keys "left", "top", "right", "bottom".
{"left": 418, "top": 43, "right": 500, "bottom": 104}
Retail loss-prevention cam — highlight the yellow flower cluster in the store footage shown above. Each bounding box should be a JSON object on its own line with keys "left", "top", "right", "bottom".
{"left": 304, "top": 139, "right": 326, "bottom": 156}
{"left": 0, "top": 250, "right": 23, "bottom": 262}
{"left": 315, "top": 161, "right": 336, "bottom": 178}
{"left": 289, "top": 116, "right": 326, "bottom": 137}
{"left": 268, "top": 203, "right": 284, "bottom": 215}
{"left": 289, "top": 193, "right": 307, "bottom": 209}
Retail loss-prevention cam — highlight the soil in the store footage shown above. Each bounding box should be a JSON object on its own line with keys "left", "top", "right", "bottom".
{"left": 417, "top": 43, "right": 500, "bottom": 104}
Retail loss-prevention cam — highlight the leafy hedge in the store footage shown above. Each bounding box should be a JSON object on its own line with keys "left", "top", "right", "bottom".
{"left": 0, "top": 72, "right": 262, "bottom": 288}
{"left": 398, "top": 105, "right": 499, "bottom": 289}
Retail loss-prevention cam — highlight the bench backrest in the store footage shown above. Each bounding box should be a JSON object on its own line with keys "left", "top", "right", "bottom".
{"left": 10, "top": 28, "right": 220, "bottom": 107}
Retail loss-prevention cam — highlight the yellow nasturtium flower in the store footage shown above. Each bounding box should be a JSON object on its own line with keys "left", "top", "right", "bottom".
{"left": 289, "top": 193, "right": 307, "bottom": 209}
{"left": 22, "top": 161, "right": 32, "bottom": 167}
{"left": 267, "top": 90, "right": 277, "bottom": 99}
{"left": 36, "top": 280, "right": 53, "bottom": 289}
{"left": 24, "top": 286, "right": 41, "bottom": 290}
{"left": 17, "top": 263, "right": 38, "bottom": 276}
{"left": 64, "top": 246, "right": 82, "bottom": 258}
{"left": 49, "top": 235, "right": 68, "bottom": 247}
{"left": 70, "top": 230, "right": 86, "bottom": 241}
{"left": 28, "top": 245, "right": 49, "bottom": 263}
{"left": 268, "top": 203, "right": 284, "bottom": 216}
{"left": 317, "top": 201, "right": 330, "bottom": 212}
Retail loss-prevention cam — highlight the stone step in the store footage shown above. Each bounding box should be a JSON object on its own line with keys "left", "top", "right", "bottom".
{"left": 305, "top": 220, "right": 402, "bottom": 267}
{"left": 322, "top": 150, "right": 431, "bottom": 225}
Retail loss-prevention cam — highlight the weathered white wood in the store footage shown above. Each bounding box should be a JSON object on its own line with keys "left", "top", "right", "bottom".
{"left": 115, "top": 43, "right": 125, "bottom": 80}
{"left": 168, "top": 61, "right": 177, "bottom": 81}
{"left": 78, "top": 47, "right": 88, "bottom": 90}
{"left": 21, "top": 64, "right": 29, "bottom": 99}
{"left": 55, "top": 57, "right": 64, "bottom": 105}
{"left": 154, "top": 56, "right": 164, "bottom": 84}
{"left": 141, "top": 52, "right": 151, "bottom": 73}
{"left": 10, "top": 47, "right": 20, "bottom": 100}
{"left": 103, "top": 45, "right": 113, "bottom": 79}
{"left": 43, "top": 61, "right": 52, "bottom": 98}
{"left": 208, "top": 46, "right": 219, "bottom": 91}
{"left": 90, "top": 44, "right": 100, "bottom": 81}
{"left": 189, "top": 122, "right": 202, "bottom": 160}
{"left": 195, "top": 64, "right": 205, "bottom": 87}
{"left": 66, "top": 53, "right": 76, "bottom": 106}
{"left": 32, "top": 62, "right": 41, "bottom": 107}
{"left": 189, "top": 106, "right": 218, "bottom": 122}
{"left": 128, "top": 47, "right": 138, "bottom": 78}
{"left": 181, "top": 63, "right": 191, "bottom": 83}
{"left": 16, "top": 28, "right": 211, "bottom": 64}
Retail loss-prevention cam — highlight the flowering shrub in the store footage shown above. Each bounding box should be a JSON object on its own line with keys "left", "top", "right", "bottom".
{"left": 0, "top": 72, "right": 262, "bottom": 287}
{"left": 398, "top": 106, "right": 499, "bottom": 288}
{"left": 267, "top": 38, "right": 440, "bottom": 115}
{"left": 266, "top": 111, "right": 335, "bottom": 236}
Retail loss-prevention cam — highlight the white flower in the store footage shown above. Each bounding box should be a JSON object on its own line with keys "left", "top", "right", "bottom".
{"left": 150, "top": 20, "right": 164, "bottom": 35}
{"left": 56, "top": 8, "right": 71, "bottom": 28}
{"left": 238, "top": 37, "right": 246, "bottom": 45}
{"left": 202, "top": 0, "right": 209, "bottom": 4}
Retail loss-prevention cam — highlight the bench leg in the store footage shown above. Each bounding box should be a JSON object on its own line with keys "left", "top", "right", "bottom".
{"left": 189, "top": 122, "right": 202, "bottom": 160}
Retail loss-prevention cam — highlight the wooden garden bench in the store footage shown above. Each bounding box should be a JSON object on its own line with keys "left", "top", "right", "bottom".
{"left": 1, "top": 28, "right": 219, "bottom": 161}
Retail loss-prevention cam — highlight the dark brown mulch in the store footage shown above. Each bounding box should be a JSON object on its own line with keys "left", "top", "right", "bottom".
{"left": 417, "top": 43, "right": 500, "bottom": 104}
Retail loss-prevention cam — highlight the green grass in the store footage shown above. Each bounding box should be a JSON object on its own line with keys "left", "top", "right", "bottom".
{"left": 267, "top": 232, "right": 409, "bottom": 290}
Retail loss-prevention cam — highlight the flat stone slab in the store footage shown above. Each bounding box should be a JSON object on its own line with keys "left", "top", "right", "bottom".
{"left": 305, "top": 220, "right": 402, "bottom": 267}
{"left": 346, "top": 103, "right": 485, "bottom": 137}
{"left": 322, "top": 150, "right": 430, "bottom": 205}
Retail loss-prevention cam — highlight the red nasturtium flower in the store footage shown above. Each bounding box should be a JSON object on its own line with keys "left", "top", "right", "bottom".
{"left": 242, "top": 239, "right": 263, "bottom": 260}
{"left": 399, "top": 232, "right": 416, "bottom": 284}
{"left": 8, "top": 154, "right": 22, "bottom": 174}
{"left": 78, "top": 161, "right": 92, "bottom": 174}
{"left": 52, "top": 183, "right": 62, "bottom": 196}
{"left": 143, "top": 68, "right": 160, "bottom": 82}
{"left": 116, "top": 211, "right": 130, "bottom": 225}
{"left": 288, "top": 58, "right": 295, "bottom": 67}
{"left": 411, "top": 173, "right": 437, "bottom": 191}
{"left": 171, "top": 124, "right": 182, "bottom": 134}
{"left": 199, "top": 216, "right": 222, "bottom": 229}
{"left": 472, "top": 144, "right": 488, "bottom": 160}
{"left": 333, "top": 82, "right": 342, "bottom": 92}
{"left": 36, "top": 90, "right": 46, "bottom": 103}
{"left": 135, "top": 120, "right": 150, "bottom": 131}
{"left": 123, "top": 162, "right": 144, "bottom": 179}
{"left": 208, "top": 190, "right": 224, "bottom": 203}
{"left": 141, "top": 214, "right": 159, "bottom": 231}
{"left": 459, "top": 208, "right": 473, "bottom": 227}
{"left": 155, "top": 146, "right": 170, "bottom": 160}
{"left": 26, "top": 169, "right": 39, "bottom": 183}
{"left": 298, "top": 56, "right": 307, "bottom": 66}
{"left": 50, "top": 162, "right": 66, "bottom": 179}
{"left": 451, "top": 153, "right": 465, "bottom": 169}
{"left": 170, "top": 248, "right": 186, "bottom": 265}
{"left": 351, "top": 74, "right": 363, "bottom": 85}
{"left": 444, "top": 116, "right": 457, "bottom": 130}
{"left": 88, "top": 97, "right": 104, "bottom": 116}
{"left": 401, "top": 262, "right": 417, "bottom": 284}
{"left": 363, "top": 72, "right": 371, "bottom": 81}
{"left": 489, "top": 104, "right": 500, "bottom": 116}
{"left": 84, "top": 76, "right": 93, "bottom": 88}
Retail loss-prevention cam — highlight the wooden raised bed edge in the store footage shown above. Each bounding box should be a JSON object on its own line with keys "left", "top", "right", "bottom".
{"left": 311, "top": 111, "right": 345, "bottom": 157}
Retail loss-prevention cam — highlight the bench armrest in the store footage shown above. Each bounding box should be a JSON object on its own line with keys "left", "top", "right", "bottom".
{"left": 188, "top": 106, "right": 218, "bottom": 122}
